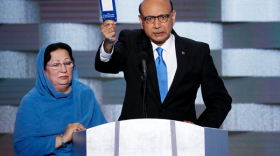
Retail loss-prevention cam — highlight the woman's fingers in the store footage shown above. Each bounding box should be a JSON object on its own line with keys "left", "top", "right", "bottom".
{"left": 63, "top": 123, "right": 86, "bottom": 142}
{"left": 74, "top": 123, "right": 86, "bottom": 131}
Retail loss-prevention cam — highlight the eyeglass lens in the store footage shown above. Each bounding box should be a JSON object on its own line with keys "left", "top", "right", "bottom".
{"left": 145, "top": 14, "right": 169, "bottom": 24}
{"left": 50, "top": 62, "right": 73, "bottom": 70}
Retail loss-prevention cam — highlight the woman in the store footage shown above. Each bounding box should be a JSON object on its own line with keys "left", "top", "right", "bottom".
{"left": 14, "top": 43, "right": 107, "bottom": 155}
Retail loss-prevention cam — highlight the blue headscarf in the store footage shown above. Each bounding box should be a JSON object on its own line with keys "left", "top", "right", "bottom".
{"left": 14, "top": 44, "right": 107, "bottom": 156}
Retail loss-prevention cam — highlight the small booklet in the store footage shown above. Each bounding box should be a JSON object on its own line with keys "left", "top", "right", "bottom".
{"left": 100, "top": 0, "right": 117, "bottom": 22}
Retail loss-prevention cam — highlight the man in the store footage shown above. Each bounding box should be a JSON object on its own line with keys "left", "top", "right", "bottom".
{"left": 95, "top": 0, "right": 232, "bottom": 128}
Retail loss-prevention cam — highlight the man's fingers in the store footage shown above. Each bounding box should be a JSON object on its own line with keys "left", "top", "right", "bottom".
{"left": 103, "top": 20, "right": 113, "bottom": 26}
{"left": 183, "top": 121, "right": 195, "bottom": 124}
{"left": 103, "top": 20, "right": 116, "bottom": 29}
{"left": 104, "top": 20, "right": 116, "bottom": 25}
{"left": 107, "top": 31, "right": 116, "bottom": 38}
{"left": 101, "top": 24, "right": 116, "bottom": 42}
{"left": 105, "top": 26, "right": 116, "bottom": 34}
{"left": 102, "top": 20, "right": 116, "bottom": 28}
{"left": 105, "top": 29, "right": 115, "bottom": 35}
{"left": 101, "top": 20, "right": 116, "bottom": 47}
{"left": 102, "top": 24, "right": 114, "bottom": 30}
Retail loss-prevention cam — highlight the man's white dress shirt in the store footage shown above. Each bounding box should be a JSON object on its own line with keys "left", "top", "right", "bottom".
{"left": 100, "top": 34, "right": 177, "bottom": 90}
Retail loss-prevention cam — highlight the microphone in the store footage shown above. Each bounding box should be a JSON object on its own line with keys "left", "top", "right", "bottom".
{"left": 139, "top": 52, "right": 148, "bottom": 79}
{"left": 139, "top": 52, "right": 148, "bottom": 118}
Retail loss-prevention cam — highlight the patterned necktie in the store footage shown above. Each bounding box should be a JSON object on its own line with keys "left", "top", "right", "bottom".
{"left": 155, "top": 47, "right": 168, "bottom": 103}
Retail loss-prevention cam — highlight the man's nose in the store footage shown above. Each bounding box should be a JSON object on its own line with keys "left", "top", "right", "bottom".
{"left": 153, "top": 18, "right": 161, "bottom": 28}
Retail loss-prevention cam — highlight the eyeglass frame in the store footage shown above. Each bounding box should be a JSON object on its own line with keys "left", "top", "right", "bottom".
{"left": 46, "top": 61, "right": 74, "bottom": 70}
{"left": 140, "top": 10, "right": 173, "bottom": 24}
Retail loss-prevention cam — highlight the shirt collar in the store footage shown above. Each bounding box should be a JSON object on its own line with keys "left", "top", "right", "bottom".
{"left": 151, "top": 34, "right": 175, "bottom": 54}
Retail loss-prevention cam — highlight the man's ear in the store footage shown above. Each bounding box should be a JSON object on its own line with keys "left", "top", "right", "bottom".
{"left": 139, "top": 15, "right": 144, "bottom": 29}
{"left": 172, "top": 10, "right": 176, "bottom": 26}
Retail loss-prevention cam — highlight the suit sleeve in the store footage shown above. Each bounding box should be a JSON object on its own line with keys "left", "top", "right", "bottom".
{"left": 195, "top": 44, "right": 232, "bottom": 128}
{"left": 95, "top": 30, "right": 129, "bottom": 74}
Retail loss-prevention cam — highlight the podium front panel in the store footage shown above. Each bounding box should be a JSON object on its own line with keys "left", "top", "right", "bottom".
{"left": 175, "top": 121, "right": 205, "bottom": 155}
{"left": 119, "top": 119, "right": 173, "bottom": 156}
{"left": 73, "top": 119, "right": 228, "bottom": 156}
{"left": 86, "top": 122, "right": 115, "bottom": 155}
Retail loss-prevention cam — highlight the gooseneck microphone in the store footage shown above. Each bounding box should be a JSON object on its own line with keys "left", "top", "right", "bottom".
{"left": 139, "top": 52, "right": 148, "bottom": 79}
{"left": 139, "top": 52, "right": 148, "bottom": 118}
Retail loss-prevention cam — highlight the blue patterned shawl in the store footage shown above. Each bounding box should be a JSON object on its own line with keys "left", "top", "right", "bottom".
{"left": 14, "top": 44, "right": 107, "bottom": 156}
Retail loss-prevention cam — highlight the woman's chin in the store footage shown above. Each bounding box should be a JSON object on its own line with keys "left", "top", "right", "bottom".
{"left": 56, "top": 81, "right": 71, "bottom": 89}
{"left": 55, "top": 84, "right": 71, "bottom": 93}
{"left": 57, "top": 78, "right": 71, "bottom": 85}
{"left": 58, "top": 82, "right": 70, "bottom": 86}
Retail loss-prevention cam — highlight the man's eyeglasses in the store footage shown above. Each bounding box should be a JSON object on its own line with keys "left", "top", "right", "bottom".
{"left": 47, "top": 61, "right": 73, "bottom": 70}
{"left": 141, "top": 11, "right": 173, "bottom": 24}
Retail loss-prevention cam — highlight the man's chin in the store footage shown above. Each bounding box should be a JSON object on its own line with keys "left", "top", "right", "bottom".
{"left": 151, "top": 39, "right": 166, "bottom": 46}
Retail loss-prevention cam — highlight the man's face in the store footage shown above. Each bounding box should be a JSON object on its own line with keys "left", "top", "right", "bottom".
{"left": 139, "top": 0, "right": 176, "bottom": 46}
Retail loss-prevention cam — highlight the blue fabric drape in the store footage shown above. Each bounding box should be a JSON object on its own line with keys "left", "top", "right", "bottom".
{"left": 14, "top": 44, "right": 107, "bottom": 156}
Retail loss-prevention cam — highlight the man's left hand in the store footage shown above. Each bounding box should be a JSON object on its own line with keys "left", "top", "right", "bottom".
{"left": 183, "top": 121, "right": 195, "bottom": 124}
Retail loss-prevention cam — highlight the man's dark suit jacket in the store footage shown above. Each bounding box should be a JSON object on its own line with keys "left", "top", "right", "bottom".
{"left": 95, "top": 29, "right": 232, "bottom": 128}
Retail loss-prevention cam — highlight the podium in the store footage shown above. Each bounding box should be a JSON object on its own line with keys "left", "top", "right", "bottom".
{"left": 73, "top": 119, "right": 228, "bottom": 156}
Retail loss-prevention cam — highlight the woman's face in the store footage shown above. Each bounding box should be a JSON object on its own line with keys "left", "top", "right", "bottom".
{"left": 44, "top": 49, "right": 73, "bottom": 93}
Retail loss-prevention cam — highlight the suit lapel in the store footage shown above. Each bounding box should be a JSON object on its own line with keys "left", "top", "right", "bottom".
{"left": 138, "top": 32, "right": 161, "bottom": 102}
{"left": 138, "top": 30, "right": 190, "bottom": 105}
{"left": 162, "top": 32, "right": 190, "bottom": 105}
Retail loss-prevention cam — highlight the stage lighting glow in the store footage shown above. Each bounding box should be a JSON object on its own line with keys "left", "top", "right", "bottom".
{"left": 0, "top": 51, "right": 36, "bottom": 78}
{"left": 173, "top": 22, "right": 222, "bottom": 50}
{"left": 0, "top": 0, "right": 39, "bottom": 24}
{"left": 223, "top": 103, "right": 280, "bottom": 131}
{"left": 222, "top": 0, "right": 280, "bottom": 22}
{"left": 40, "top": 23, "right": 102, "bottom": 51}
{"left": 222, "top": 49, "right": 280, "bottom": 77}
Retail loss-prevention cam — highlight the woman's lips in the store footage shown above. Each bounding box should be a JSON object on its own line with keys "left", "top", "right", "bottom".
{"left": 59, "top": 76, "right": 68, "bottom": 79}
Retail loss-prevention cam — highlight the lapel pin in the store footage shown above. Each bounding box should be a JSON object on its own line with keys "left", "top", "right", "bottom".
{"left": 182, "top": 51, "right": 185, "bottom": 55}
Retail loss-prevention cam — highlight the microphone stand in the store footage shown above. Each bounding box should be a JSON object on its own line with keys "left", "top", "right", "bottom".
{"left": 142, "top": 60, "right": 148, "bottom": 118}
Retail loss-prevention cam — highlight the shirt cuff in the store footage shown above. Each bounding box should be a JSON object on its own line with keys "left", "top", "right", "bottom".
{"left": 100, "top": 41, "right": 114, "bottom": 62}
